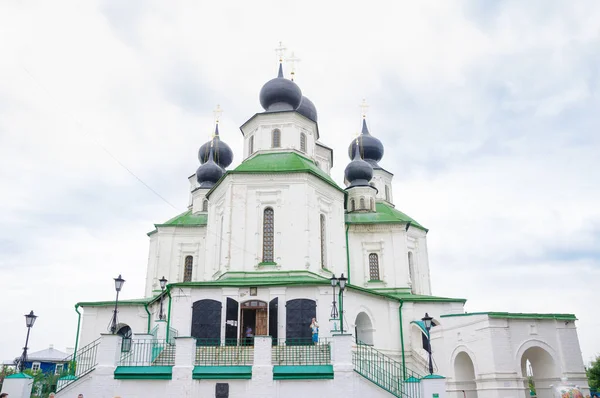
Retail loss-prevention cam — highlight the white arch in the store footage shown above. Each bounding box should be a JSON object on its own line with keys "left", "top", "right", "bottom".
{"left": 514, "top": 339, "right": 562, "bottom": 376}
{"left": 355, "top": 311, "right": 375, "bottom": 345}
{"left": 450, "top": 345, "right": 480, "bottom": 377}
{"left": 350, "top": 305, "right": 377, "bottom": 330}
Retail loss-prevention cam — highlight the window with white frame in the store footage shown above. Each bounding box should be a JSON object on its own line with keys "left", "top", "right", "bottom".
{"left": 31, "top": 362, "right": 41, "bottom": 372}
{"left": 272, "top": 129, "right": 281, "bottom": 148}
{"left": 385, "top": 185, "right": 390, "bottom": 202}
{"left": 249, "top": 135, "right": 254, "bottom": 154}
{"left": 350, "top": 199, "right": 355, "bottom": 212}
{"left": 300, "top": 133, "right": 307, "bottom": 153}
{"left": 408, "top": 251, "right": 415, "bottom": 293}
{"left": 262, "top": 207, "right": 275, "bottom": 262}
{"left": 55, "top": 363, "right": 64, "bottom": 375}
{"left": 202, "top": 199, "right": 208, "bottom": 212}
{"left": 183, "top": 255, "right": 193, "bottom": 282}
{"left": 320, "top": 214, "right": 327, "bottom": 268}
{"left": 359, "top": 197, "right": 365, "bottom": 209}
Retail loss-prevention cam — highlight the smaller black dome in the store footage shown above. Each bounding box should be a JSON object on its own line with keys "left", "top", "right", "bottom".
{"left": 259, "top": 64, "right": 303, "bottom": 112}
{"left": 347, "top": 119, "right": 384, "bottom": 168}
{"left": 344, "top": 142, "right": 373, "bottom": 188}
{"left": 296, "top": 96, "right": 317, "bottom": 122}
{"left": 198, "top": 124, "right": 233, "bottom": 169}
{"left": 196, "top": 146, "right": 224, "bottom": 189}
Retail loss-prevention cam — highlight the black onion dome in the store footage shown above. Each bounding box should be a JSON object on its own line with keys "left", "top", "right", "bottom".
{"left": 347, "top": 119, "right": 384, "bottom": 168}
{"left": 259, "top": 64, "right": 303, "bottom": 112}
{"left": 344, "top": 142, "right": 373, "bottom": 188}
{"left": 296, "top": 96, "right": 318, "bottom": 122}
{"left": 198, "top": 124, "right": 233, "bottom": 169}
{"left": 196, "top": 146, "right": 224, "bottom": 189}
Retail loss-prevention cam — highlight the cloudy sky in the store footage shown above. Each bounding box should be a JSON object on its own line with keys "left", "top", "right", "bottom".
{"left": 1, "top": 0, "right": 599, "bottom": 365}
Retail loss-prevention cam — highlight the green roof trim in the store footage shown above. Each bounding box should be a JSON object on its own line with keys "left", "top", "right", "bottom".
{"left": 206, "top": 152, "right": 345, "bottom": 198}
{"left": 440, "top": 312, "right": 577, "bottom": 321}
{"left": 422, "top": 374, "right": 446, "bottom": 379}
{"left": 273, "top": 365, "right": 334, "bottom": 380}
{"left": 193, "top": 366, "right": 252, "bottom": 380}
{"left": 77, "top": 293, "right": 162, "bottom": 308}
{"left": 148, "top": 210, "right": 208, "bottom": 236}
{"left": 6, "top": 372, "right": 34, "bottom": 379}
{"left": 346, "top": 202, "right": 427, "bottom": 231}
{"left": 114, "top": 366, "right": 172, "bottom": 380}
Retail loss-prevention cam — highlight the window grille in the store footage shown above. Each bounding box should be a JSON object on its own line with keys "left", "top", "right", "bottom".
{"left": 263, "top": 207, "right": 275, "bottom": 262}
{"left": 369, "top": 253, "right": 380, "bottom": 281}
{"left": 272, "top": 129, "right": 281, "bottom": 148}
{"left": 184, "top": 255, "right": 193, "bottom": 282}
{"left": 320, "top": 214, "right": 327, "bottom": 268}
{"left": 300, "top": 133, "right": 307, "bottom": 153}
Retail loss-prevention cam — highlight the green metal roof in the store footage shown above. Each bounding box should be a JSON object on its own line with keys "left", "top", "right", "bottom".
{"left": 206, "top": 152, "right": 345, "bottom": 198}
{"left": 6, "top": 373, "right": 33, "bottom": 379}
{"left": 147, "top": 210, "right": 208, "bottom": 236}
{"left": 77, "top": 294, "right": 161, "bottom": 308}
{"left": 440, "top": 312, "right": 577, "bottom": 321}
{"left": 345, "top": 202, "right": 427, "bottom": 231}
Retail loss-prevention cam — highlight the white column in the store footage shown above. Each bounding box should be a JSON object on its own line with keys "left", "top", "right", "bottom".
{"left": 421, "top": 375, "right": 448, "bottom": 398}
{"left": 0, "top": 373, "right": 34, "bottom": 398}
{"left": 249, "top": 336, "right": 274, "bottom": 397}
{"left": 332, "top": 334, "right": 355, "bottom": 397}
{"left": 96, "top": 334, "right": 121, "bottom": 368}
{"left": 169, "top": 337, "right": 195, "bottom": 397}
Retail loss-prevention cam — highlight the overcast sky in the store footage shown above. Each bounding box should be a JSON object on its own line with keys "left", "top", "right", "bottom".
{"left": 1, "top": 0, "right": 599, "bottom": 365}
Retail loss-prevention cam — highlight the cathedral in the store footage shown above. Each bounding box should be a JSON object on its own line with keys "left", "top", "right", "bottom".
{"left": 47, "top": 55, "right": 590, "bottom": 398}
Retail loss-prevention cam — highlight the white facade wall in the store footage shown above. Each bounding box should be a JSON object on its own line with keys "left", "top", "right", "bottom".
{"left": 79, "top": 306, "right": 149, "bottom": 348}
{"left": 371, "top": 169, "right": 394, "bottom": 204}
{"left": 204, "top": 173, "right": 346, "bottom": 276}
{"left": 144, "top": 227, "right": 207, "bottom": 296}
{"left": 315, "top": 143, "right": 333, "bottom": 175}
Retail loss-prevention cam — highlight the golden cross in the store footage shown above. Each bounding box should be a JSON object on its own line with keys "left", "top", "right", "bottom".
{"left": 213, "top": 104, "right": 223, "bottom": 124}
{"left": 287, "top": 52, "right": 301, "bottom": 81}
{"left": 275, "top": 41, "right": 287, "bottom": 63}
{"left": 360, "top": 98, "right": 369, "bottom": 119}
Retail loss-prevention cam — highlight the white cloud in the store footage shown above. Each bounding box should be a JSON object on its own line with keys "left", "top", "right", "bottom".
{"left": 0, "top": 0, "right": 598, "bottom": 366}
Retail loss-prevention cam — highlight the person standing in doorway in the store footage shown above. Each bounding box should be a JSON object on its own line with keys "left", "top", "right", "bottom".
{"left": 310, "top": 318, "right": 319, "bottom": 344}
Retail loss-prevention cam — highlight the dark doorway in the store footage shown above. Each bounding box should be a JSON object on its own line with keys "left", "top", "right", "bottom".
{"left": 285, "top": 299, "right": 316, "bottom": 344}
{"left": 192, "top": 299, "right": 222, "bottom": 346}
{"left": 225, "top": 298, "right": 239, "bottom": 345}
{"left": 240, "top": 300, "right": 268, "bottom": 345}
{"left": 269, "top": 298, "right": 278, "bottom": 345}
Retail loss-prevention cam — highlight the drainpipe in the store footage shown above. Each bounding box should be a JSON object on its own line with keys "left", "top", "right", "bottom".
{"left": 345, "top": 223, "right": 351, "bottom": 284}
{"left": 399, "top": 299, "right": 406, "bottom": 380}
{"left": 73, "top": 304, "right": 82, "bottom": 361}
{"left": 144, "top": 302, "right": 151, "bottom": 334}
{"left": 165, "top": 286, "right": 173, "bottom": 342}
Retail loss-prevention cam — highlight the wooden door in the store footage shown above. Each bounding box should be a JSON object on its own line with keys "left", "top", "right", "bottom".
{"left": 256, "top": 308, "right": 268, "bottom": 335}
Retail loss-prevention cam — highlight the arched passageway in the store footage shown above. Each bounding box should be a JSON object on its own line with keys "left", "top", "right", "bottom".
{"left": 355, "top": 312, "right": 374, "bottom": 345}
{"left": 520, "top": 346, "right": 560, "bottom": 398}
{"left": 454, "top": 352, "right": 478, "bottom": 398}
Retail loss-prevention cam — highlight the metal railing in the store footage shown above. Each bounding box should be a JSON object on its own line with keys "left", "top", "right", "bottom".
{"left": 167, "top": 327, "right": 178, "bottom": 345}
{"left": 150, "top": 324, "right": 159, "bottom": 338}
{"left": 55, "top": 338, "right": 100, "bottom": 393}
{"left": 195, "top": 339, "right": 253, "bottom": 366}
{"left": 272, "top": 338, "right": 331, "bottom": 365}
{"left": 118, "top": 339, "right": 175, "bottom": 367}
{"left": 353, "top": 342, "right": 422, "bottom": 398}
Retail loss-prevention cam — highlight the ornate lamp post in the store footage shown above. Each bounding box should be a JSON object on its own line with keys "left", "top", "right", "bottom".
{"left": 159, "top": 276, "right": 168, "bottom": 320}
{"left": 329, "top": 275, "right": 339, "bottom": 320}
{"left": 110, "top": 274, "right": 125, "bottom": 334}
{"left": 338, "top": 274, "right": 347, "bottom": 333}
{"left": 19, "top": 310, "right": 38, "bottom": 372}
{"left": 422, "top": 312, "right": 434, "bottom": 375}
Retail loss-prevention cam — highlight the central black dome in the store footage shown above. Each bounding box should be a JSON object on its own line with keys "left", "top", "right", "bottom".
{"left": 348, "top": 119, "right": 384, "bottom": 168}
{"left": 344, "top": 142, "right": 373, "bottom": 188}
{"left": 198, "top": 124, "right": 233, "bottom": 169}
{"left": 259, "top": 64, "right": 303, "bottom": 112}
{"left": 196, "top": 146, "right": 224, "bottom": 189}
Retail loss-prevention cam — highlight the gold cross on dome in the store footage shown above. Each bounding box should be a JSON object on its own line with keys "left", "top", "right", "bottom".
{"left": 360, "top": 98, "right": 370, "bottom": 119}
{"left": 287, "top": 52, "right": 301, "bottom": 81}
{"left": 213, "top": 104, "right": 223, "bottom": 124}
{"left": 275, "top": 41, "right": 287, "bottom": 63}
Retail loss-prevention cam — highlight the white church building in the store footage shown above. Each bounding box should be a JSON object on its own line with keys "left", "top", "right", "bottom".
{"left": 43, "top": 57, "right": 589, "bottom": 398}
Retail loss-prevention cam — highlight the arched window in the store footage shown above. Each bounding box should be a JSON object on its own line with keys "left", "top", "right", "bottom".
{"left": 249, "top": 135, "right": 254, "bottom": 154}
{"left": 262, "top": 207, "right": 274, "bottom": 262}
{"left": 369, "top": 253, "right": 380, "bottom": 281}
{"left": 385, "top": 185, "right": 390, "bottom": 202}
{"left": 116, "top": 324, "right": 132, "bottom": 352}
{"left": 184, "top": 255, "right": 193, "bottom": 282}
{"left": 218, "top": 216, "right": 224, "bottom": 264}
{"left": 202, "top": 199, "right": 208, "bottom": 212}
{"left": 359, "top": 197, "right": 365, "bottom": 209}
{"left": 370, "top": 198, "right": 375, "bottom": 211}
{"left": 320, "top": 214, "right": 327, "bottom": 268}
{"left": 408, "top": 252, "right": 415, "bottom": 292}
{"left": 300, "top": 133, "right": 307, "bottom": 153}
{"left": 350, "top": 199, "right": 355, "bottom": 212}
{"left": 272, "top": 129, "right": 281, "bottom": 148}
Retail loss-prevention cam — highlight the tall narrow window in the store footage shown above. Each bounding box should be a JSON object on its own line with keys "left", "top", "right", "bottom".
{"left": 262, "top": 207, "right": 274, "bottom": 262}
{"left": 184, "top": 255, "right": 193, "bottom": 282}
{"left": 218, "top": 216, "right": 224, "bottom": 265}
{"left": 385, "top": 185, "right": 390, "bottom": 202}
{"left": 350, "top": 199, "right": 355, "bottom": 212}
{"left": 408, "top": 252, "right": 415, "bottom": 292}
{"left": 370, "top": 198, "right": 375, "bottom": 211}
{"left": 202, "top": 199, "right": 208, "bottom": 212}
{"left": 359, "top": 197, "right": 365, "bottom": 209}
{"left": 300, "top": 133, "right": 307, "bottom": 153}
{"left": 320, "top": 214, "right": 327, "bottom": 268}
{"left": 369, "top": 253, "right": 380, "bottom": 281}
{"left": 272, "top": 129, "right": 281, "bottom": 148}
{"left": 249, "top": 136, "right": 254, "bottom": 154}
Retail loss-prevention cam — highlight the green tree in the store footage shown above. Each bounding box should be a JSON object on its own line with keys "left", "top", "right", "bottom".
{"left": 587, "top": 356, "right": 600, "bottom": 392}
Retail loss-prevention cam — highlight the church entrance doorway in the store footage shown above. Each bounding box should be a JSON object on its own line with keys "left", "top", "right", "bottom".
{"left": 240, "top": 300, "right": 268, "bottom": 344}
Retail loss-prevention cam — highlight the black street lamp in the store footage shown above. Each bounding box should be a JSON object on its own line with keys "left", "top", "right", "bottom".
{"left": 338, "top": 274, "right": 347, "bottom": 333}
{"left": 19, "top": 310, "right": 38, "bottom": 372}
{"left": 110, "top": 274, "right": 125, "bottom": 334}
{"left": 422, "top": 312, "right": 434, "bottom": 375}
{"left": 159, "top": 276, "right": 168, "bottom": 320}
{"left": 329, "top": 275, "right": 339, "bottom": 320}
